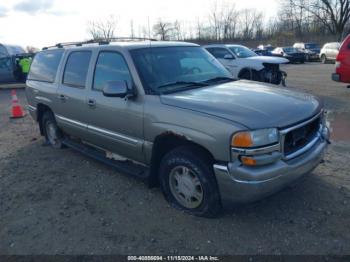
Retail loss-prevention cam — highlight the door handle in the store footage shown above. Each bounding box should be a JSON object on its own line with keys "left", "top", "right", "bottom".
{"left": 58, "top": 94, "right": 67, "bottom": 101}
{"left": 87, "top": 99, "right": 96, "bottom": 108}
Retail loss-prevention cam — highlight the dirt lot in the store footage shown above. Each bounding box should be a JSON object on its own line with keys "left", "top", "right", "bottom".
{"left": 0, "top": 63, "right": 350, "bottom": 255}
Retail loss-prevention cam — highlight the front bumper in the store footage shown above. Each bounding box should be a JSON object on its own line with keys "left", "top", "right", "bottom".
{"left": 213, "top": 129, "right": 329, "bottom": 206}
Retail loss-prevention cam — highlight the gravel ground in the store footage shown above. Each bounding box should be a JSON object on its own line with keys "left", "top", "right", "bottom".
{"left": 0, "top": 63, "right": 349, "bottom": 255}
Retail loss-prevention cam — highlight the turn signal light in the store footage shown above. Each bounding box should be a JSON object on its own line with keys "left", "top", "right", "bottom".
{"left": 231, "top": 132, "right": 253, "bottom": 147}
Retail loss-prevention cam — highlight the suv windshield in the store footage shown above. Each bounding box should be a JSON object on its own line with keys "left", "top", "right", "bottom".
{"left": 130, "top": 46, "right": 232, "bottom": 94}
{"left": 228, "top": 46, "right": 257, "bottom": 58}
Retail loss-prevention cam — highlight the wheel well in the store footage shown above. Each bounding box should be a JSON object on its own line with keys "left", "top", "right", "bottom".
{"left": 148, "top": 133, "right": 215, "bottom": 187}
{"left": 238, "top": 68, "right": 256, "bottom": 78}
{"left": 37, "top": 103, "right": 52, "bottom": 135}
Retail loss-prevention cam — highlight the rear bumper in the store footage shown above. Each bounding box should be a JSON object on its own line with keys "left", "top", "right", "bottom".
{"left": 332, "top": 73, "right": 340, "bottom": 82}
{"left": 213, "top": 129, "right": 329, "bottom": 206}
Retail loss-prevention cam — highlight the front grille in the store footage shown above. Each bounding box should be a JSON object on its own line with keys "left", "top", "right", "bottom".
{"left": 284, "top": 117, "right": 321, "bottom": 156}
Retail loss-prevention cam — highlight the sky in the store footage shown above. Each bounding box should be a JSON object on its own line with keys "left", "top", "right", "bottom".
{"left": 0, "top": 0, "right": 278, "bottom": 49}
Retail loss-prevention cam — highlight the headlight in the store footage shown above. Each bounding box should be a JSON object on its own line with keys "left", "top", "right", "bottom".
{"left": 231, "top": 128, "right": 279, "bottom": 148}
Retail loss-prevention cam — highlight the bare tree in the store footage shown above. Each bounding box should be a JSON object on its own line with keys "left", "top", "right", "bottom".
{"left": 239, "top": 9, "right": 264, "bottom": 39}
{"left": 208, "top": 1, "right": 223, "bottom": 40}
{"left": 153, "top": 19, "right": 173, "bottom": 40}
{"left": 172, "top": 20, "right": 183, "bottom": 40}
{"left": 130, "top": 20, "right": 135, "bottom": 38}
{"left": 88, "top": 15, "right": 117, "bottom": 40}
{"left": 290, "top": 0, "right": 350, "bottom": 40}
{"left": 221, "top": 2, "right": 238, "bottom": 40}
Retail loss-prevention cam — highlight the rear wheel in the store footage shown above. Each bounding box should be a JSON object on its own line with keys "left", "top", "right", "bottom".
{"left": 42, "top": 111, "right": 65, "bottom": 149}
{"left": 321, "top": 55, "right": 327, "bottom": 64}
{"left": 159, "top": 146, "right": 222, "bottom": 217}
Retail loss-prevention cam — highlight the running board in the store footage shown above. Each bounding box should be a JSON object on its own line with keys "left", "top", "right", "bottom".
{"left": 62, "top": 138, "right": 149, "bottom": 180}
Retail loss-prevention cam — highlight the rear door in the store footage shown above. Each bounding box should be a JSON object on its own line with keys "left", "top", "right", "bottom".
{"left": 55, "top": 50, "right": 92, "bottom": 140}
{"left": 85, "top": 49, "right": 144, "bottom": 163}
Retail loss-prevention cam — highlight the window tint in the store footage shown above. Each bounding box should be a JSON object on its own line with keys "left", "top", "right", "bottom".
{"left": 28, "top": 50, "right": 64, "bottom": 82}
{"left": 131, "top": 46, "right": 231, "bottom": 94}
{"left": 206, "top": 48, "right": 231, "bottom": 59}
{"left": 228, "top": 46, "right": 257, "bottom": 58}
{"left": 0, "top": 57, "right": 11, "bottom": 70}
{"left": 93, "top": 52, "right": 132, "bottom": 91}
{"left": 63, "top": 51, "right": 91, "bottom": 88}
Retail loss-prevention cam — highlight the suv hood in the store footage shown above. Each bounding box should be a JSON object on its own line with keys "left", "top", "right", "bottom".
{"left": 245, "top": 56, "right": 289, "bottom": 64}
{"left": 160, "top": 80, "right": 322, "bottom": 129}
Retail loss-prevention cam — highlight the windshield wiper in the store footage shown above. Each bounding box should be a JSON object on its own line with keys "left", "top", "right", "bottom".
{"left": 157, "top": 81, "right": 208, "bottom": 90}
{"left": 202, "top": 76, "right": 235, "bottom": 84}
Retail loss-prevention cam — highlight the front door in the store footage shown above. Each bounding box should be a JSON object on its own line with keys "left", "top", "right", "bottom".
{"left": 206, "top": 47, "right": 239, "bottom": 77}
{"left": 85, "top": 50, "right": 144, "bottom": 163}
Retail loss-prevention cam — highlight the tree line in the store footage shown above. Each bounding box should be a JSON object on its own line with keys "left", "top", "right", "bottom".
{"left": 88, "top": 0, "right": 350, "bottom": 46}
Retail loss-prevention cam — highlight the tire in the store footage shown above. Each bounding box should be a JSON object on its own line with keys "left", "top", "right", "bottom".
{"left": 42, "top": 111, "right": 65, "bottom": 149}
{"left": 159, "top": 146, "right": 222, "bottom": 217}
{"left": 321, "top": 55, "right": 327, "bottom": 64}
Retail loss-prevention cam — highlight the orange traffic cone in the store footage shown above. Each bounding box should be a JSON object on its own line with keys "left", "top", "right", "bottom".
{"left": 10, "top": 89, "right": 25, "bottom": 119}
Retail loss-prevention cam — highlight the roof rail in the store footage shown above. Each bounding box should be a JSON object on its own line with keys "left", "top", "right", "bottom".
{"left": 42, "top": 37, "right": 157, "bottom": 50}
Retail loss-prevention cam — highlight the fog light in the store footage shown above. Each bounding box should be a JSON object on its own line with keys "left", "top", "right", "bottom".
{"left": 241, "top": 156, "right": 257, "bottom": 166}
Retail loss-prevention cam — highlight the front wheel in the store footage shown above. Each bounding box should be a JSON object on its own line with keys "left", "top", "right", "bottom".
{"left": 321, "top": 55, "right": 327, "bottom": 64}
{"left": 159, "top": 146, "right": 222, "bottom": 217}
{"left": 42, "top": 111, "right": 65, "bottom": 149}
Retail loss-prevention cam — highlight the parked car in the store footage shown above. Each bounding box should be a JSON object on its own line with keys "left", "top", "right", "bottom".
{"left": 26, "top": 39, "right": 329, "bottom": 217}
{"left": 252, "top": 48, "right": 273, "bottom": 56}
{"left": 320, "top": 42, "right": 340, "bottom": 64}
{"left": 257, "top": 44, "right": 275, "bottom": 52}
{"left": 0, "top": 43, "right": 26, "bottom": 83}
{"left": 271, "top": 47, "right": 305, "bottom": 63}
{"left": 204, "top": 44, "right": 288, "bottom": 85}
{"left": 293, "top": 42, "right": 321, "bottom": 61}
{"left": 332, "top": 35, "right": 350, "bottom": 85}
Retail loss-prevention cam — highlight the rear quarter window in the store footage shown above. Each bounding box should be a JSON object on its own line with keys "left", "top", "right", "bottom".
{"left": 28, "top": 50, "right": 64, "bottom": 82}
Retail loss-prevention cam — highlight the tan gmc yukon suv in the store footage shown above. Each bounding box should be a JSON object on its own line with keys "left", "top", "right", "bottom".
{"left": 26, "top": 39, "right": 330, "bottom": 217}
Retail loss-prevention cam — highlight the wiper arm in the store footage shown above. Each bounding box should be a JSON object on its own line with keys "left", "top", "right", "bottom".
{"left": 157, "top": 81, "right": 208, "bottom": 89}
{"left": 202, "top": 76, "right": 235, "bottom": 84}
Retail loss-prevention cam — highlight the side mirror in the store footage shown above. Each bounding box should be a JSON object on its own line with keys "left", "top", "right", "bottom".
{"left": 102, "top": 80, "right": 131, "bottom": 98}
{"left": 224, "top": 54, "right": 234, "bottom": 60}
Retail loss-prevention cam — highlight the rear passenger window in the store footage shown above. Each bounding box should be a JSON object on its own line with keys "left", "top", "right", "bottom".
{"left": 63, "top": 51, "right": 91, "bottom": 88}
{"left": 93, "top": 52, "right": 132, "bottom": 91}
{"left": 28, "top": 50, "right": 63, "bottom": 82}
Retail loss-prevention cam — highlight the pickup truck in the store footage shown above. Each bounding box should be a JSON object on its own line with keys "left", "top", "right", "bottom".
{"left": 26, "top": 39, "right": 329, "bottom": 217}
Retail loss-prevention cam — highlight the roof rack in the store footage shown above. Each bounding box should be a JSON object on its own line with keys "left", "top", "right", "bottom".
{"left": 42, "top": 37, "right": 157, "bottom": 50}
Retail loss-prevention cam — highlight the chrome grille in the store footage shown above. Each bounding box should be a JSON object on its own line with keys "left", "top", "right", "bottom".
{"left": 281, "top": 112, "right": 323, "bottom": 160}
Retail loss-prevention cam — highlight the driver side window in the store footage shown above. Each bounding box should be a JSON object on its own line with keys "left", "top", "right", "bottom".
{"left": 206, "top": 48, "right": 232, "bottom": 59}
{"left": 93, "top": 51, "right": 132, "bottom": 91}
